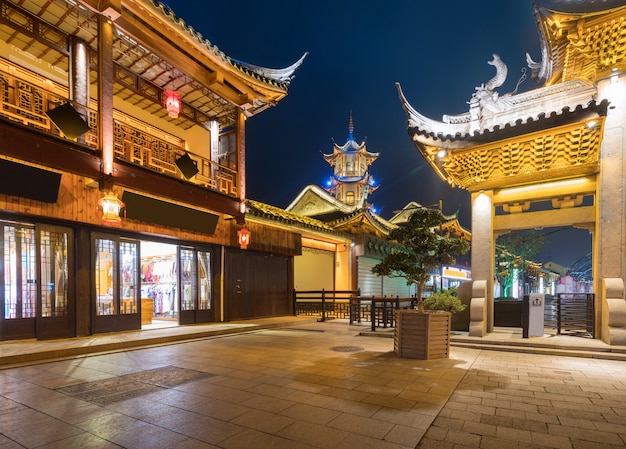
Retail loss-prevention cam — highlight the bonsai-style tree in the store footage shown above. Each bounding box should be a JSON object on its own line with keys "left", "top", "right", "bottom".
{"left": 372, "top": 207, "right": 470, "bottom": 312}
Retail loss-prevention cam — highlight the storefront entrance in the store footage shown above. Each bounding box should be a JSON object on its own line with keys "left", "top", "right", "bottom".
{"left": 0, "top": 220, "right": 74, "bottom": 340}
{"left": 92, "top": 235, "right": 215, "bottom": 334}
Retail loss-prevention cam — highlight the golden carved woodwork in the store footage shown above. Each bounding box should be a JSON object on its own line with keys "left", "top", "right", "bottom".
{"left": 424, "top": 118, "right": 604, "bottom": 191}
{"left": 543, "top": 9, "right": 626, "bottom": 84}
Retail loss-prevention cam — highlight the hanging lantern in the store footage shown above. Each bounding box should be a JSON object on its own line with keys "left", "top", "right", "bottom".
{"left": 238, "top": 227, "right": 251, "bottom": 249}
{"left": 164, "top": 89, "right": 182, "bottom": 118}
{"left": 98, "top": 191, "right": 125, "bottom": 227}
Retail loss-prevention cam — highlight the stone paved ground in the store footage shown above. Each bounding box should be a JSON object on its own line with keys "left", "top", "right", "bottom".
{"left": 0, "top": 321, "right": 625, "bottom": 448}
{"left": 419, "top": 349, "right": 626, "bottom": 449}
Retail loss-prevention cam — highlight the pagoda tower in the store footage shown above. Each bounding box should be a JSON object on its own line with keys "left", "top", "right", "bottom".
{"left": 323, "top": 114, "right": 379, "bottom": 208}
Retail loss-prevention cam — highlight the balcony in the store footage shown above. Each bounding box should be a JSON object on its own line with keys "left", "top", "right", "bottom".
{"left": 0, "top": 59, "right": 238, "bottom": 197}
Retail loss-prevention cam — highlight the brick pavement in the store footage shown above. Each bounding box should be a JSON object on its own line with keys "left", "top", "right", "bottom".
{"left": 0, "top": 321, "right": 624, "bottom": 448}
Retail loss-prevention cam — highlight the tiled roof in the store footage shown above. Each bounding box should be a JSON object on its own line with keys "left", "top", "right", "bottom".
{"left": 246, "top": 199, "right": 348, "bottom": 236}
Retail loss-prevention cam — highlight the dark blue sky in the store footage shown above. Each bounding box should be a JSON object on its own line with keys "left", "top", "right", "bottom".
{"left": 161, "top": 1, "right": 590, "bottom": 266}
{"left": 163, "top": 1, "right": 541, "bottom": 227}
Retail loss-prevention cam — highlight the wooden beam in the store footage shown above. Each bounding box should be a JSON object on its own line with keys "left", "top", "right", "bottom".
{"left": 494, "top": 206, "right": 595, "bottom": 232}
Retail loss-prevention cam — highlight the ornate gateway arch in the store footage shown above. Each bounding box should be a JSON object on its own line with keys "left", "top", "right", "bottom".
{"left": 398, "top": 0, "right": 626, "bottom": 343}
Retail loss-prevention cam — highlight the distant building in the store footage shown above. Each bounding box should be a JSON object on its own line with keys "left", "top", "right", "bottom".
{"left": 287, "top": 118, "right": 471, "bottom": 296}
{"left": 322, "top": 113, "right": 379, "bottom": 207}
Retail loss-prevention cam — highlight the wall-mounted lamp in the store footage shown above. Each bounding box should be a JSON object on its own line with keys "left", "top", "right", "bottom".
{"left": 238, "top": 227, "right": 251, "bottom": 249}
{"left": 98, "top": 191, "right": 125, "bottom": 226}
{"left": 164, "top": 89, "right": 182, "bottom": 118}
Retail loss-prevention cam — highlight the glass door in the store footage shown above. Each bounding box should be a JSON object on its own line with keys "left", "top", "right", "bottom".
{"left": 93, "top": 234, "right": 140, "bottom": 334}
{"left": 0, "top": 221, "right": 74, "bottom": 340}
{"left": 179, "top": 247, "right": 196, "bottom": 325}
{"left": 36, "top": 224, "right": 74, "bottom": 339}
{"left": 1, "top": 222, "right": 36, "bottom": 339}
{"left": 197, "top": 250, "right": 213, "bottom": 322}
{"left": 179, "top": 247, "right": 213, "bottom": 325}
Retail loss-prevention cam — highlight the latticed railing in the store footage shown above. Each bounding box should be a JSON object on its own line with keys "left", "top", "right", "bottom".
{"left": 0, "top": 60, "right": 238, "bottom": 197}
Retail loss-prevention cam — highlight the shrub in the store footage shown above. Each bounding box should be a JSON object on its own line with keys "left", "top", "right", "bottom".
{"left": 423, "top": 289, "right": 466, "bottom": 314}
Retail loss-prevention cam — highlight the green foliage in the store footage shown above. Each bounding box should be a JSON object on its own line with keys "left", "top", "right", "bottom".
{"left": 495, "top": 230, "right": 544, "bottom": 297}
{"left": 372, "top": 208, "right": 470, "bottom": 312}
{"left": 423, "top": 289, "right": 466, "bottom": 315}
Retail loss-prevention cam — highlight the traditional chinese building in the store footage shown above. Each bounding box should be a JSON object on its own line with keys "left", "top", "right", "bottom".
{"left": 323, "top": 114, "right": 379, "bottom": 207}
{"left": 287, "top": 118, "right": 471, "bottom": 296}
{"left": 398, "top": 0, "right": 626, "bottom": 343}
{"left": 0, "top": 0, "right": 305, "bottom": 339}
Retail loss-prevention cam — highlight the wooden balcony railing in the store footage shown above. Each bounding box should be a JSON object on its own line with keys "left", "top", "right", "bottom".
{"left": 0, "top": 60, "right": 238, "bottom": 197}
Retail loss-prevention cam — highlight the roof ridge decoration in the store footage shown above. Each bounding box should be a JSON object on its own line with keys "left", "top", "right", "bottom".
{"left": 151, "top": 1, "right": 307, "bottom": 89}
{"left": 397, "top": 55, "right": 599, "bottom": 147}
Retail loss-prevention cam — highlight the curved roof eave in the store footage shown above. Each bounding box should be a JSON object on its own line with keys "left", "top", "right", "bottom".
{"left": 246, "top": 199, "right": 351, "bottom": 239}
{"left": 398, "top": 78, "right": 601, "bottom": 146}
{"left": 396, "top": 82, "right": 472, "bottom": 147}
{"left": 150, "top": 1, "right": 307, "bottom": 91}
{"left": 335, "top": 140, "right": 366, "bottom": 152}
{"left": 330, "top": 209, "right": 396, "bottom": 236}
{"left": 231, "top": 52, "right": 309, "bottom": 87}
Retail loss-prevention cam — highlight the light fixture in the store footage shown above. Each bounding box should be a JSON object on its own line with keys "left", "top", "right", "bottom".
{"left": 238, "top": 227, "right": 251, "bottom": 249}
{"left": 164, "top": 89, "right": 182, "bottom": 118}
{"left": 174, "top": 152, "right": 199, "bottom": 179}
{"left": 98, "top": 191, "right": 125, "bottom": 226}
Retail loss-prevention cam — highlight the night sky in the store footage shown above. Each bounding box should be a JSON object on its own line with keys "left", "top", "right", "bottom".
{"left": 161, "top": 1, "right": 589, "bottom": 266}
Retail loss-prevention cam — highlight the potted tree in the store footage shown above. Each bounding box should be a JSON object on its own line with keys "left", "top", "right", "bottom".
{"left": 372, "top": 207, "right": 469, "bottom": 359}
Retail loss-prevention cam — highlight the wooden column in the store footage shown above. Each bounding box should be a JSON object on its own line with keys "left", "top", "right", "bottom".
{"left": 69, "top": 36, "right": 90, "bottom": 145}
{"left": 98, "top": 15, "right": 115, "bottom": 178}
{"left": 236, "top": 110, "right": 246, "bottom": 220}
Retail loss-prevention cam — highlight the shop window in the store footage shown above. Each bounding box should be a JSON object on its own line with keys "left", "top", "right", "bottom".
{"left": 95, "top": 237, "right": 139, "bottom": 316}
{"left": 218, "top": 131, "right": 237, "bottom": 169}
{"left": 95, "top": 238, "right": 116, "bottom": 316}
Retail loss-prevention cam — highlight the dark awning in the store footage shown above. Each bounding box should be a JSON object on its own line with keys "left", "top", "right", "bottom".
{"left": 0, "top": 159, "right": 61, "bottom": 203}
{"left": 122, "top": 191, "right": 219, "bottom": 234}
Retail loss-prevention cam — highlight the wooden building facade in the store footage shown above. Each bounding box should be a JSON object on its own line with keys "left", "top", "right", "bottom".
{"left": 0, "top": 0, "right": 306, "bottom": 340}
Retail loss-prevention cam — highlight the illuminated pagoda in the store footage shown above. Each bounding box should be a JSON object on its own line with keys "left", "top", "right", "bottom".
{"left": 323, "top": 114, "right": 379, "bottom": 208}
{"left": 285, "top": 115, "right": 470, "bottom": 297}
{"left": 397, "top": 0, "right": 626, "bottom": 342}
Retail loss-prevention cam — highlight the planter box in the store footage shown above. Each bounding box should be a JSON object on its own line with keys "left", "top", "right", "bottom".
{"left": 394, "top": 310, "right": 451, "bottom": 359}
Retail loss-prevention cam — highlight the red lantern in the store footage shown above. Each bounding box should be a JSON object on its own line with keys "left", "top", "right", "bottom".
{"left": 164, "top": 89, "right": 182, "bottom": 118}
{"left": 98, "top": 191, "right": 125, "bottom": 227}
{"left": 238, "top": 227, "right": 251, "bottom": 249}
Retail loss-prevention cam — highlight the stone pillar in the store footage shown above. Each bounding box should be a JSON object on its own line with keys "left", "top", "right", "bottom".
{"left": 597, "top": 72, "right": 626, "bottom": 343}
{"left": 470, "top": 190, "right": 495, "bottom": 335}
